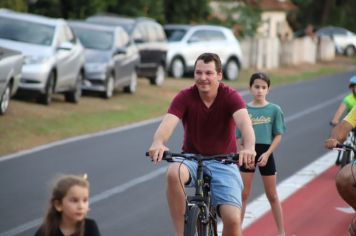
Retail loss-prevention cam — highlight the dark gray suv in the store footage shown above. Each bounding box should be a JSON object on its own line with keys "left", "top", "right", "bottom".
{"left": 86, "top": 14, "right": 167, "bottom": 86}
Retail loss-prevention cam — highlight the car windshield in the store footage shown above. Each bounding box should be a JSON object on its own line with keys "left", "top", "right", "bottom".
{"left": 164, "top": 28, "right": 187, "bottom": 42}
{"left": 0, "top": 16, "right": 55, "bottom": 46}
{"left": 72, "top": 27, "right": 113, "bottom": 50}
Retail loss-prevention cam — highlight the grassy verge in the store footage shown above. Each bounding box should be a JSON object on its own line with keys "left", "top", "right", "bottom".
{"left": 0, "top": 57, "right": 354, "bottom": 156}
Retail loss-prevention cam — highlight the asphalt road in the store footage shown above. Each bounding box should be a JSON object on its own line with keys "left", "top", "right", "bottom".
{"left": 1, "top": 69, "right": 355, "bottom": 236}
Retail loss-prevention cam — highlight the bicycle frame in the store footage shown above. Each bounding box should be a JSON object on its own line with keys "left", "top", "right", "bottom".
{"left": 146, "top": 151, "right": 238, "bottom": 236}
{"left": 185, "top": 158, "right": 217, "bottom": 235}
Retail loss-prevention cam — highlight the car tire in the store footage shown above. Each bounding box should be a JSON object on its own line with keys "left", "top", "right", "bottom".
{"left": 224, "top": 59, "right": 239, "bottom": 81}
{"left": 149, "top": 64, "right": 165, "bottom": 86}
{"left": 170, "top": 57, "right": 185, "bottom": 79}
{"left": 124, "top": 71, "right": 137, "bottom": 93}
{"left": 0, "top": 83, "right": 11, "bottom": 115}
{"left": 345, "top": 45, "right": 355, "bottom": 57}
{"left": 102, "top": 74, "right": 115, "bottom": 99}
{"left": 65, "top": 71, "right": 82, "bottom": 103}
{"left": 37, "top": 71, "right": 55, "bottom": 105}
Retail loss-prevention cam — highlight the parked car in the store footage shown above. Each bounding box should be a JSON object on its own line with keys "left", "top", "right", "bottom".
{"left": 164, "top": 24, "right": 243, "bottom": 80}
{"left": 0, "top": 47, "right": 24, "bottom": 115}
{"left": 69, "top": 21, "right": 140, "bottom": 98}
{"left": 316, "top": 26, "right": 356, "bottom": 57}
{"left": 86, "top": 14, "right": 167, "bottom": 86}
{"left": 0, "top": 9, "right": 85, "bottom": 105}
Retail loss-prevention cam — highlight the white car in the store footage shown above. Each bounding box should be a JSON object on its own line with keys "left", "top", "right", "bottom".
{"left": 164, "top": 24, "right": 243, "bottom": 80}
{"left": 0, "top": 9, "right": 85, "bottom": 105}
{"left": 316, "top": 26, "right": 356, "bottom": 57}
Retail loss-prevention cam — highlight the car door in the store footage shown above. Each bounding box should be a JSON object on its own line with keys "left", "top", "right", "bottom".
{"left": 113, "top": 27, "right": 134, "bottom": 86}
{"left": 55, "top": 24, "right": 82, "bottom": 91}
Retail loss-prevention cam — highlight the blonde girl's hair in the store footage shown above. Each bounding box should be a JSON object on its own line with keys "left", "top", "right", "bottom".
{"left": 39, "top": 174, "right": 89, "bottom": 236}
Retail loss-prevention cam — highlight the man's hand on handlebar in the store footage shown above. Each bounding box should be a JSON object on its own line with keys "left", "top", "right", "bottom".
{"left": 324, "top": 138, "right": 340, "bottom": 149}
{"left": 239, "top": 148, "right": 256, "bottom": 169}
{"left": 148, "top": 143, "right": 169, "bottom": 164}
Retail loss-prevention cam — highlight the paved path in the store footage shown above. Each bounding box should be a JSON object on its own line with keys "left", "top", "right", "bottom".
{"left": 243, "top": 155, "right": 355, "bottom": 236}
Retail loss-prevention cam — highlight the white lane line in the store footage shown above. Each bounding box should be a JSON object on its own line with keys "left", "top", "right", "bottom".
{"left": 0, "top": 167, "right": 167, "bottom": 236}
{"left": 0, "top": 94, "right": 345, "bottom": 235}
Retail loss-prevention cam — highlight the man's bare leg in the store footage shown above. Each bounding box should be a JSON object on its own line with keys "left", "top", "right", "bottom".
{"left": 220, "top": 204, "right": 242, "bottom": 236}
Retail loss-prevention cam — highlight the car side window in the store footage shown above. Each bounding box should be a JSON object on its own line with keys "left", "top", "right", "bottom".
{"left": 206, "top": 30, "right": 226, "bottom": 41}
{"left": 153, "top": 23, "right": 166, "bottom": 42}
{"left": 63, "top": 25, "right": 76, "bottom": 43}
{"left": 189, "top": 30, "right": 207, "bottom": 43}
{"left": 56, "top": 26, "right": 66, "bottom": 46}
{"left": 116, "top": 28, "right": 129, "bottom": 47}
{"left": 132, "top": 25, "right": 144, "bottom": 43}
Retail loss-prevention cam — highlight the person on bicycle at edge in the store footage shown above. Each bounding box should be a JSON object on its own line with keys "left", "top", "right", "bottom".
{"left": 330, "top": 75, "right": 356, "bottom": 165}
{"left": 147, "top": 53, "right": 256, "bottom": 236}
{"left": 325, "top": 106, "right": 356, "bottom": 235}
{"left": 331, "top": 75, "right": 356, "bottom": 126}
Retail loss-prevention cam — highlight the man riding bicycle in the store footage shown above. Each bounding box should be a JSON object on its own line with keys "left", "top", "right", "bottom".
{"left": 325, "top": 106, "right": 356, "bottom": 235}
{"left": 147, "top": 53, "right": 256, "bottom": 236}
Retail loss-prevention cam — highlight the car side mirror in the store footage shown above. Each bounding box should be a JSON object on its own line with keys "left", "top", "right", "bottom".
{"left": 58, "top": 42, "right": 73, "bottom": 51}
{"left": 113, "top": 48, "right": 127, "bottom": 55}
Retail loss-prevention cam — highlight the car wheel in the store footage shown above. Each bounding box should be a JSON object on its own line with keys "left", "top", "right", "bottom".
{"left": 124, "top": 71, "right": 137, "bottom": 94}
{"left": 170, "top": 58, "right": 185, "bottom": 79}
{"left": 0, "top": 83, "right": 11, "bottom": 115}
{"left": 102, "top": 74, "right": 115, "bottom": 99}
{"left": 224, "top": 59, "right": 239, "bottom": 81}
{"left": 65, "top": 71, "right": 82, "bottom": 103}
{"left": 149, "top": 64, "right": 165, "bottom": 86}
{"left": 345, "top": 45, "right": 355, "bottom": 57}
{"left": 38, "top": 71, "right": 55, "bottom": 105}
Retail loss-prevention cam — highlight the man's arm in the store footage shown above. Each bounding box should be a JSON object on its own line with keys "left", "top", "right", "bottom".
{"left": 325, "top": 120, "right": 352, "bottom": 149}
{"left": 148, "top": 113, "right": 180, "bottom": 163}
{"left": 233, "top": 108, "right": 256, "bottom": 168}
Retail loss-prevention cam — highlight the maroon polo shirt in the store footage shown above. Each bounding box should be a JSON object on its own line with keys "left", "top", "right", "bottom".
{"left": 168, "top": 83, "right": 246, "bottom": 156}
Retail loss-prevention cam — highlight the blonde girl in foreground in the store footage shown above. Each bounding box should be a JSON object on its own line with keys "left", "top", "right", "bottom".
{"left": 34, "top": 174, "right": 101, "bottom": 236}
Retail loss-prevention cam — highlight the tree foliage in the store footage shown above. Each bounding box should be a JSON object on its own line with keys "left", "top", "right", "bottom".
{"left": 164, "top": 0, "right": 210, "bottom": 24}
{"left": 0, "top": 0, "right": 28, "bottom": 12}
{"left": 289, "top": 0, "right": 356, "bottom": 32}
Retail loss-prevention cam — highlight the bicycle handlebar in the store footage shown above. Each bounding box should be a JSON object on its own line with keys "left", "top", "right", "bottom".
{"left": 336, "top": 143, "right": 356, "bottom": 153}
{"left": 145, "top": 151, "right": 239, "bottom": 164}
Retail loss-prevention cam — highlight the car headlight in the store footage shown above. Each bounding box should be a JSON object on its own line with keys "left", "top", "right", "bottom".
{"left": 24, "top": 55, "right": 50, "bottom": 64}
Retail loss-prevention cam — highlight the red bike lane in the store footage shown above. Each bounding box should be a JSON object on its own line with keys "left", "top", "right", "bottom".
{"left": 243, "top": 166, "right": 355, "bottom": 236}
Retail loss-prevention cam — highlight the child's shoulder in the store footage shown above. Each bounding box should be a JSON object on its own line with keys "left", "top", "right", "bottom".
{"left": 268, "top": 102, "right": 283, "bottom": 111}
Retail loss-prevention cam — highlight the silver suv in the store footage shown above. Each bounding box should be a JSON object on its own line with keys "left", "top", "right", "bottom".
{"left": 164, "top": 24, "right": 242, "bottom": 80}
{"left": 0, "top": 9, "right": 85, "bottom": 105}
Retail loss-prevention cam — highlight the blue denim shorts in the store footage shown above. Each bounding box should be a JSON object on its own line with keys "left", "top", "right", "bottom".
{"left": 175, "top": 157, "right": 244, "bottom": 209}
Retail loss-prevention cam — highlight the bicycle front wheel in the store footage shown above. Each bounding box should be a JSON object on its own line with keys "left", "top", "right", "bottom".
{"left": 184, "top": 205, "right": 203, "bottom": 236}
